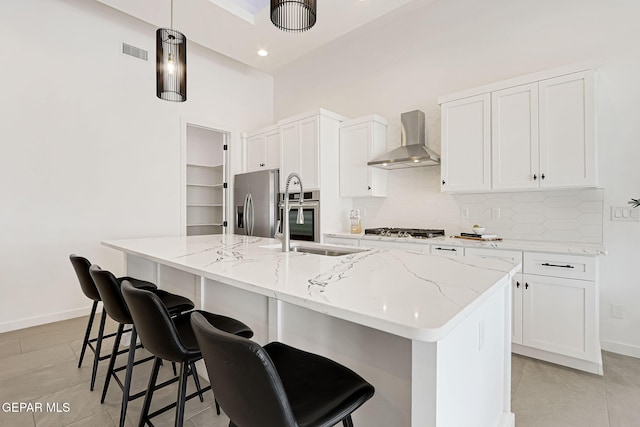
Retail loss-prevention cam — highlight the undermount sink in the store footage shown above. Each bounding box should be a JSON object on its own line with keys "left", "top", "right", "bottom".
{"left": 292, "top": 245, "right": 368, "bottom": 257}
{"left": 260, "top": 243, "right": 369, "bottom": 257}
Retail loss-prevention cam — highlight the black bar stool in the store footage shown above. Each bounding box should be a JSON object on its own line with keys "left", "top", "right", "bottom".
{"left": 69, "top": 254, "right": 157, "bottom": 391}
{"left": 121, "top": 281, "right": 254, "bottom": 427}
{"left": 191, "top": 311, "right": 375, "bottom": 427}
{"left": 89, "top": 265, "right": 196, "bottom": 427}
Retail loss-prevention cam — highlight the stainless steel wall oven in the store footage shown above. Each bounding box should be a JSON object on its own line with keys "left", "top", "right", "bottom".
{"left": 278, "top": 190, "right": 320, "bottom": 242}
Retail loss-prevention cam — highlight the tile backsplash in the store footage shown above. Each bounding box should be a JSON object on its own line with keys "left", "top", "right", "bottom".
{"left": 353, "top": 167, "right": 603, "bottom": 244}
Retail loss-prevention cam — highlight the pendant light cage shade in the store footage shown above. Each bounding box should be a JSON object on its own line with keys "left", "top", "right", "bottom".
{"left": 156, "top": 28, "right": 187, "bottom": 102}
{"left": 271, "top": 0, "right": 317, "bottom": 32}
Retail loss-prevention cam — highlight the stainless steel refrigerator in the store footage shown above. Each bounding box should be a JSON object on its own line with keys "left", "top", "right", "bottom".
{"left": 234, "top": 169, "right": 279, "bottom": 238}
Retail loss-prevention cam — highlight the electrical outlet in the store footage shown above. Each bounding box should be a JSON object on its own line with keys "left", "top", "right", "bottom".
{"left": 611, "top": 304, "right": 624, "bottom": 319}
{"left": 461, "top": 208, "right": 469, "bottom": 219}
{"left": 491, "top": 207, "right": 501, "bottom": 219}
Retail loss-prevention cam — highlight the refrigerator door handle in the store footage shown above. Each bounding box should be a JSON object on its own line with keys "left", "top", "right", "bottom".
{"left": 248, "top": 193, "right": 255, "bottom": 236}
{"left": 243, "top": 194, "right": 249, "bottom": 235}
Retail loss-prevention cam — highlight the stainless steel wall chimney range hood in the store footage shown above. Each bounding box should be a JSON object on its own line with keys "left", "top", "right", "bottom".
{"left": 368, "top": 110, "right": 440, "bottom": 170}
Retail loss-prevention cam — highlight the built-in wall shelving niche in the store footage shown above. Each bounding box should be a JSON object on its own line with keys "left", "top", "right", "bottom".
{"left": 184, "top": 125, "right": 228, "bottom": 236}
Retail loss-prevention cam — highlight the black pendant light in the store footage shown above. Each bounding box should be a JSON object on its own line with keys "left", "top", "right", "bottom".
{"left": 271, "top": 0, "right": 317, "bottom": 32}
{"left": 156, "top": 0, "right": 187, "bottom": 102}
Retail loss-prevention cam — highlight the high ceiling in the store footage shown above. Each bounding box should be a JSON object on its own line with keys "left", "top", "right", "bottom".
{"left": 96, "top": 0, "right": 417, "bottom": 74}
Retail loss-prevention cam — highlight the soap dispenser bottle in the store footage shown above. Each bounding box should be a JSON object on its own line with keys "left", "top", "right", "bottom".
{"left": 349, "top": 209, "right": 362, "bottom": 234}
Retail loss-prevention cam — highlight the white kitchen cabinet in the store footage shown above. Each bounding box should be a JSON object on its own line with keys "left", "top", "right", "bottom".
{"left": 339, "top": 115, "right": 388, "bottom": 198}
{"left": 521, "top": 273, "right": 597, "bottom": 361}
{"left": 463, "top": 246, "right": 601, "bottom": 373}
{"left": 512, "top": 274, "right": 524, "bottom": 345}
{"left": 492, "top": 72, "right": 596, "bottom": 190}
{"left": 491, "top": 83, "right": 540, "bottom": 190}
{"left": 538, "top": 70, "right": 596, "bottom": 188}
{"left": 440, "top": 66, "right": 597, "bottom": 193}
{"left": 440, "top": 94, "right": 491, "bottom": 192}
{"left": 278, "top": 109, "right": 345, "bottom": 193}
{"left": 429, "top": 244, "right": 463, "bottom": 257}
{"left": 279, "top": 115, "right": 320, "bottom": 192}
{"left": 516, "top": 251, "right": 600, "bottom": 373}
{"left": 245, "top": 126, "right": 279, "bottom": 173}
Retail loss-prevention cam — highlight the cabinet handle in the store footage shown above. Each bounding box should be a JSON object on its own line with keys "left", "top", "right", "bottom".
{"left": 516, "top": 281, "right": 520, "bottom": 288}
{"left": 442, "top": 180, "right": 446, "bottom": 185}
{"left": 367, "top": 186, "right": 371, "bottom": 190}
{"left": 259, "top": 163, "right": 265, "bottom": 167}
{"left": 434, "top": 247, "right": 456, "bottom": 252}
{"left": 541, "top": 262, "right": 574, "bottom": 269}
{"left": 525, "top": 283, "right": 529, "bottom": 289}
{"left": 533, "top": 174, "right": 537, "bottom": 180}
{"left": 541, "top": 173, "right": 546, "bottom": 180}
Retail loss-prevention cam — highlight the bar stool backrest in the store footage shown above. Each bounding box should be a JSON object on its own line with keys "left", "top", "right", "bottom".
{"left": 120, "top": 281, "right": 189, "bottom": 363}
{"left": 89, "top": 265, "right": 133, "bottom": 325}
{"left": 69, "top": 255, "right": 101, "bottom": 301}
{"left": 190, "top": 312, "right": 297, "bottom": 427}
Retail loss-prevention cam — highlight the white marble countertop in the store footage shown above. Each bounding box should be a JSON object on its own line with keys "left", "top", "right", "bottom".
{"left": 325, "top": 232, "right": 607, "bottom": 256}
{"left": 103, "top": 234, "right": 520, "bottom": 343}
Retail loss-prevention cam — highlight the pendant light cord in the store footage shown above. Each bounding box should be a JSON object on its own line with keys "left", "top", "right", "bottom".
{"left": 170, "top": 0, "right": 174, "bottom": 30}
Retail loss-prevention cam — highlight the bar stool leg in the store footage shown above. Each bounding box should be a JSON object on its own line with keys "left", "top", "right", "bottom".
{"left": 90, "top": 309, "right": 108, "bottom": 391}
{"left": 343, "top": 415, "right": 354, "bottom": 427}
{"left": 101, "top": 324, "right": 124, "bottom": 403}
{"left": 175, "top": 362, "right": 189, "bottom": 427}
{"left": 190, "top": 362, "right": 205, "bottom": 403}
{"left": 138, "top": 357, "right": 161, "bottom": 427}
{"left": 78, "top": 301, "right": 98, "bottom": 368}
{"left": 118, "top": 328, "right": 138, "bottom": 427}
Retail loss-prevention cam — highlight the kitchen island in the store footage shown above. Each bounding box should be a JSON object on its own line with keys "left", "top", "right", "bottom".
{"left": 103, "top": 234, "right": 520, "bottom": 427}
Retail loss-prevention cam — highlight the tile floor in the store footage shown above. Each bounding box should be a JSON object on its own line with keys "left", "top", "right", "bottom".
{"left": 1, "top": 316, "right": 639, "bottom": 426}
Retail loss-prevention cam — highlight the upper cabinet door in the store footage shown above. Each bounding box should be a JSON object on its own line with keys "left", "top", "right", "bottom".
{"left": 298, "top": 116, "right": 320, "bottom": 191}
{"left": 245, "top": 133, "right": 265, "bottom": 173}
{"left": 264, "top": 130, "right": 280, "bottom": 170}
{"left": 245, "top": 128, "right": 280, "bottom": 173}
{"left": 492, "top": 83, "right": 540, "bottom": 190}
{"left": 339, "top": 116, "right": 387, "bottom": 198}
{"left": 441, "top": 94, "right": 491, "bottom": 192}
{"left": 539, "top": 70, "right": 596, "bottom": 188}
{"left": 280, "top": 122, "right": 300, "bottom": 192}
{"left": 279, "top": 115, "right": 319, "bottom": 192}
{"left": 340, "top": 122, "right": 371, "bottom": 197}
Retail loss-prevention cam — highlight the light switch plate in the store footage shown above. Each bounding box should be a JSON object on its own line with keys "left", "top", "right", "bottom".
{"left": 610, "top": 206, "right": 639, "bottom": 222}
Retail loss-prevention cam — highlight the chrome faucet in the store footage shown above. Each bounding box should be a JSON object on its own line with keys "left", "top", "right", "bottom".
{"left": 277, "top": 173, "right": 304, "bottom": 252}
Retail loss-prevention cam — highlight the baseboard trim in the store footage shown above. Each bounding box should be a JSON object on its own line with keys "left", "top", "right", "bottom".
{"left": 601, "top": 340, "right": 640, "bottom": 359}
{"left": 497, "top": 412, "right": 515, "bottom": 427}
{"left": 0, "top": 306, "right": 97, "bottom": 334}
{"left": 512, "top": 343, "right": 603, "bottom": 375}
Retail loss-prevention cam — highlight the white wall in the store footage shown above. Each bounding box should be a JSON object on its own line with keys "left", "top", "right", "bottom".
{"left": 273, "top": 0, "right": 640, "bottom": 355}
{"left": 0, "top": 0, "right": 273, "bottom": 332}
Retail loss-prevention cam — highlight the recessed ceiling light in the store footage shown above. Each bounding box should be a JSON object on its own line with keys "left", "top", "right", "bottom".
{"left": 257, "top": 49, "right": 268, "bottom": 57}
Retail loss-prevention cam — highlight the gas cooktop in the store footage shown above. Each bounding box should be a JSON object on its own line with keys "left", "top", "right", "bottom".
{"left": 364, "top": 227, "right": 445, "bottom": 239}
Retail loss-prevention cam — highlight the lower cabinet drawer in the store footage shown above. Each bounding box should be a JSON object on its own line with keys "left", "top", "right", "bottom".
{"left": 359, "top": 239, "right": 429, "bottom": 253}
{"left": 524, "top": 252, "right": 596, "bottom": 281}
{"left": 465, "top": 247, "right": 523, "bottom": 265}
{"left": 430, "top": 245, "right": 463, "bottom": 257}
